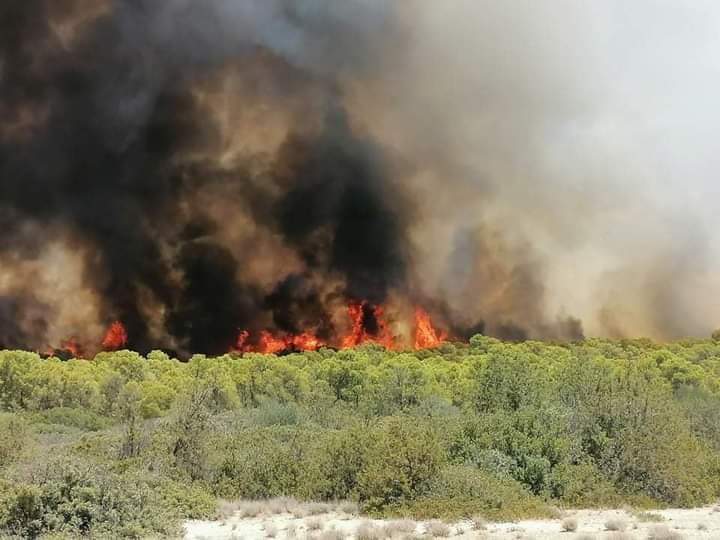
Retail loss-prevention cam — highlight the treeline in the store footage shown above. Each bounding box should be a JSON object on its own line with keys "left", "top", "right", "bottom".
{"left": 1, "top": 336, "right": 719, "bottom": 538}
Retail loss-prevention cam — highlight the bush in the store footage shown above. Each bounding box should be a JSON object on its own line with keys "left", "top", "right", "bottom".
{"left": 561, "top": 517, "right": 578, "bottom": 532}
{"left": 0, "top": 457, "right": 213, "bottom": 538}
{"left": 357, "top": 418, "right": 444, "bottom": 512}
{"left": 395, "top": 465, "right": 550, "bottom": 521}
{"left": 0, "top": 413, "right": 29, "bottom": 468}
{"left": 29, "top": 407, "right": 111, "bottom": 431}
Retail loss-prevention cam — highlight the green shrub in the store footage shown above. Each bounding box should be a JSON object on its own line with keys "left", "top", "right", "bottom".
{"left": 0, "top": 413, "right": 29, "bottom": 468}
{"left": 357, "top": 418, "right": 444, "bottom": 512}
{"left": 29, "top": 407, "right": 111, "bottom": 431}
{"left": 394, "top": 465, "right": 550, "bottom": 521}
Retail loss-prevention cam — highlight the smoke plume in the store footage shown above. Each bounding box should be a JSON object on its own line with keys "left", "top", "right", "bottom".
{"left": 1, "top": 0, "right": 719, "bottom": 354}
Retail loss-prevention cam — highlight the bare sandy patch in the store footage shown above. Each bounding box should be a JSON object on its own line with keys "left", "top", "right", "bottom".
{"left": 185, "top": 503, "right": 720, "bottom": 540}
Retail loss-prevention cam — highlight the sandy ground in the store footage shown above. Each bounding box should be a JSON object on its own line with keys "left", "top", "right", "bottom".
{"left": 184, "top": 504, "right": 720, "bottom": 540}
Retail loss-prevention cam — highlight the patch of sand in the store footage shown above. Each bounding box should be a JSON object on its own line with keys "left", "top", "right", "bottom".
{"left": 185, "top": 505, "right": 720, "bottom": 540}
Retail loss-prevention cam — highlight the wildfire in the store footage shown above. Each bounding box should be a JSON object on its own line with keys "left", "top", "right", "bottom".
{"left": 102, "top": 321, "right": 128, "bottom": 350}
{"left": 233, "top": 301, "right": 446, "bottom": 354}
{"left": 414, "top": 307, "right": 447, "bottom": 349}
{"left": 235, "top": 329, "right": 325, "bottom": 354}
{"left": 341, "top": 301, "right": 395, "bottom": 349}
{"left": 44, "top": 303, "right": 446, "bottom": 359}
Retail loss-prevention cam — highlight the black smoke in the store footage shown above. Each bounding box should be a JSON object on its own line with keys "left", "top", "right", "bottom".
{"left": 0, "top": 0, "right": 414, "bottom": 354}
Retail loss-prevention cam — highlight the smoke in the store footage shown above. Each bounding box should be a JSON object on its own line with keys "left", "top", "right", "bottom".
{"left": 1, "top": 0, "right": 719, "bottom": 353}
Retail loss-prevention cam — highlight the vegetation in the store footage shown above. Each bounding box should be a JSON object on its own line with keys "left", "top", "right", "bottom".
{"left": 0, "top": 335, "right": 719, "bottom": 537}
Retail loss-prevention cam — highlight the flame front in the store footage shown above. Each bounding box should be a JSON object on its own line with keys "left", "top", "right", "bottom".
{"left": 341, "top": 301, "right": 395, "bottom": 349}
{"left": 414, "top": 307, "right": 447, "bottom": 349}
{"left": 233, "top": 301, "right": 446, "bottom": 354}
{"left": 102, "top": 321, "right": 128, "bottom": 351}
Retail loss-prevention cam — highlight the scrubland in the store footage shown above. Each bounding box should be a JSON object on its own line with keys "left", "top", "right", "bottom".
{"left": 0, "top": 335, "right": 719, "bottom": 538}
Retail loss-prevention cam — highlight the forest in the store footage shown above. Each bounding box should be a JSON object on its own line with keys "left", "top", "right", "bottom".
{"left": 0, "top": 336, "right": 719, "bottom": 538}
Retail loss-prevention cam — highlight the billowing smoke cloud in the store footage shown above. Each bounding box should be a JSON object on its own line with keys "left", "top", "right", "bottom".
{"left": 1, "top": 0, "right": 718, "bottom": 354}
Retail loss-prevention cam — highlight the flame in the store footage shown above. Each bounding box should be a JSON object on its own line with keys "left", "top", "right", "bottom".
{"left": 258, "top": 330, "right": 288, "bottom": 354}
{"left": 235, "top": 329, "right": 250, "bottom": 350}
{"left": 231, "top": 302, "right": 447, "bottom": 355}
{"left": 102, "top": 321, "right": 128, "bottom": 350}
{"left": 289, "top": 331, "right": 324, "bottom": 351}
{"left": 234, "top": 329, "right": 325, "bottom": 354}
{"left": 49, "top": 337, "right": 82, "bottom": 358}
{"left": 414, "top": 307, "right": 447, "bottom": 349}
{"left": 341, "top": 300, "right": 395, "bottom": 349}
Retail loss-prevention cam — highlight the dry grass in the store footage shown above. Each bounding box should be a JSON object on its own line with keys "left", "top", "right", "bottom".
{"left": 287, "top": 523, "right": 298, "bottom": 538}
{"left": 561, "top": 517, "right": 578, "bottom": 532}
{"left": 268, "top": 497, "right": 299, "bottom": 515}
{"left": 383, "top": 520, "right": 417, "bottom": 537}
{"left": 548, "top": 506, "right": 564, "bottom": 519}
{"left": 425, "top": 521, "right": 451, "bottom": 538}
{"left": 633, "top": 511, "right": 665, "bottom": 523}
{"left": 604, "top": 517, "right": 628, "bottom": 532}
{"left": 318, "top": 528, "right": 346, "bottom": 540}
{"left": 356, "top": 522, "right": 385, "bottom": 540}
{"left": 217, "top": 499, "right": 241, "bottom": 520}
{"left": 471, "top": 516, "right": 487, "bottom": 531}
{"left": 306, "top": 517, "right": 324, "bottom": 531}
{"left": 337, "top": 501, "right": 359, "bottom": 515}
{"left": 647, "top": 525, "right": 683, "bottom": 540}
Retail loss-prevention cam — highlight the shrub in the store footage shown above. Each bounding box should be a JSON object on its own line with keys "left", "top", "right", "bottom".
{"left": 604, "top": 518, "right": 627, "bottom": 531}
{"left": 357, "top": 418, "right": 444, "bottom": 512}
{"left": 356, "top": 522, "right": 384, "bottom": 540}
{"left": 548, "top": 463, "right": 620, "bottom": 507}
{"left": 470, "top": 516, "right": 486, "bottom": 530}
{"left": 384, "top": 520, "right": 417, "bottom": 536}
{"left": 318, "top": 529, "right": 346, "bottom": 540}
{"left": 561, "top": 517, "right": 578, "bottom": 532}
{"left": 0, "top": 413, "right": 29, "bottom": 468}
{"left": 633, "top": 511, "right": 665, "bottom": 522}
{"left": 30, "top": 407, "right": 111, "bottom": 431}
{"left": 400, "top": 465, "right": 550, "bottom": 521}
{"left": 306, "top": 517, "right": 324, "bottom": 531}
{"left": 424, "top": 521, "right": 450, "bottom": 537}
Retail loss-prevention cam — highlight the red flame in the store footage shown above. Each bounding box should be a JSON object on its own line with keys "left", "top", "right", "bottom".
{"left": 414, "top": 307, "right": 447, "bottom": 349}
{"left": 102, "top": 321, "right": 128, "bottom": 350}
{"left": 231, "top": 302, "right": 447, "bottom": 354}
{"left": 49, "top": 337, "right": 82, "bottom": 358}
{"left": 234, "top": 329, "right": 325, "bottom": 354}
{"left": 341, "top": 301, "right": 395, "bottom": 349}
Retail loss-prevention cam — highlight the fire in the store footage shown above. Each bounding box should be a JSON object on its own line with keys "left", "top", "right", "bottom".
{"left": 234, "top": 329, "right": 325, "bottom": 354}
{"left": 43, "top": 337, "right": 82, "bottom": 358}
{"left": 102, "top": 321, "right": 128, "bottom": 350}
{"left": 414, "top": 307, "right": 447, "bottom": 349}
{"left": 232, "top": 301, "right": 447, "bottom": 354}
{"left": 341, "top": 301, "right": 395, "bottom": 349}
{"left": 61, "top": 337, "right": 82, "bottom": 356}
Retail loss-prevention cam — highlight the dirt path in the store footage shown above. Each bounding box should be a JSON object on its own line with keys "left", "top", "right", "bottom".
{"left": 185, "top": 504, "right": 720, "bottom": 539}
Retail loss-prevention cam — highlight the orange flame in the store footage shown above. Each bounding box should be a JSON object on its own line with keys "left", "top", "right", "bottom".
{"left": 59, "top": 337, "right": 82, "bottom": 357}
{"left": 102, "top": 321, "right": 128, "bottom": 350}
{"left": 231, "top": 302, "right": 446, "bottom": 354}
{"left": 341, "top": 301, "right": 395, "bottom": 349}
{"left": 414, "top": 307, "right": 447, "bottom": 349}
{"left": 234, "top": 329, "right": 325, "bottom": 354}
